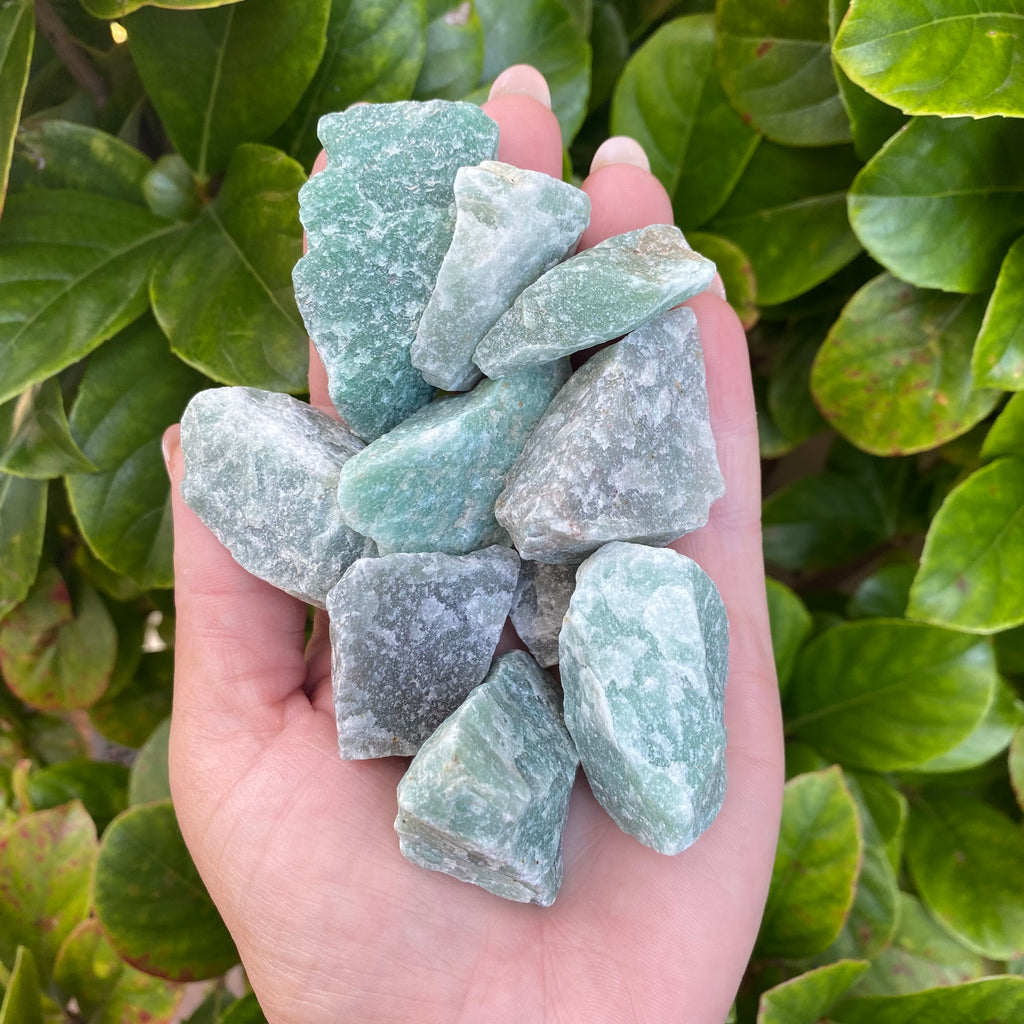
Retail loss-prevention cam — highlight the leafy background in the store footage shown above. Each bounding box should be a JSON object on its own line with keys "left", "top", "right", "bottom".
{"left": 1, "top": 0, "right": 1024, "bottom": 1020}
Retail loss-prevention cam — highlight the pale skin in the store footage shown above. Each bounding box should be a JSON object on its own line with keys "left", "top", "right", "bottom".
{"left": 163, "top": 66, "right": 784, "bottom": 1024}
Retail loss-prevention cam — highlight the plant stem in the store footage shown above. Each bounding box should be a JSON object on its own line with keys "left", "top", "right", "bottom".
{"left": 34, "top": 0, "right": 109, "bottom": 110}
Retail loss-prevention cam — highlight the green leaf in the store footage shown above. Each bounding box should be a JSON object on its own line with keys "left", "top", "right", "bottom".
{"left": 997, "top": 623, "right": 1024, "bottom": 678}
{"left": 0, "top": 190, "right": 178, "bottom": 406}
{"left": 833, "top": 977, "right": 1024, "bottom": 1024}
{"left": 788, "top": 620, "right": 996, "bottom": 771}
{"left": 0, "top": 379, "right": 96, "bottom": 479}
{"left": 908, "top": 458, "right": 1024, "bottom": 633}
{"left": 88, "top": 650, "right": 174, "bottom": 749}
{"left": 26, "top": 759, "right": 128, "bottom": 832}
{"left": 847, "top": 559, "right": 915, "bottom": 619}
{"left": 83, "top": 0, "right": 243, "bottom": 16}
{"left": 757, "top": 767, "right": 862, "bottom": 959}
{"left": 218, "top": 994, "right": 269, "bottom": 1024}
{"left": 608, "top": 0, "right": 677, "bottom": 41}
{"left": 610, "top": 14, "right": 760, "bottom": 229}
{"left": 474, "top": 0, "right": 591, "bottom": 142}
{"left": 757, "top": 960, "right": 868, "bottom": 1024}
{"left": 0, "top": 473, "right": 46, "bottom": 623}
{"left": 0, "top": 946, "right": 42, "bottom": 1024}
{"left": 0, "top": 802, "right": 97, "bottom": 979}
{"left": 982, "top": 393, "right": 1024, "bottom": 461}
{"left": 125, "top": 0, "right": 331, "bottom": 178}
{"left": 413, "top": 1, "right": 484, "bottom": 103}
{"left": 716, "top": 0, "right": 851, "bottom": 147}
{"left": 811, "top": 274, "right": 999, "bottom": 455}
{"left": 587, "top": 1, "right": 628, "bottom": 112}
{"left": 708, "top": 140, "right": 862, "bottom": 305}
{"left": 1010, "top": 726, "right": 1024, "bottom": 812}
{"left": 766, "top": 577, "right": 811, "bottom": 698}
{"left": 906, "top": 794, "right": 1024, "bottom": 959}
{"left": 94, "top": 800, "right": 238, "bottom": 981}
{"left": 0, "top": 0, "right": 34, "bottom": 215}
{"left": 833, "top": 0, "right": 1024, "bottom": 118}
{"left": 150, "top": 144, "right": 308, "bottom": 393}
{"left": 0, "top": 567, "right": 117, "bottom": 712}
{"left": 847, "top": 769, "right": 907, "bottom": 873}
{"left": 686, "top": 232, "right": 758, "bottom": 328}
{"left": 765, "top": 318, "right": 829, "bottom": 445}
{"left": 128, "top": 717, "right": 171, "bottom": 805}
{"left": 279, "top": 0, "right": 426, "bottom": 167}
{"left": 66, "top": 319, "right": 207, "bottom": 590}
{"left": 52, "top": 918, "right": 183, "bottom": 1024}
{"left": 848, "top": 116, "right": 1024, "bottom": 294}
{"left": 972, "top": 234, "right": 1024, "bottom": 391}
{"left": 9, "top": 121, "right": 151, "bottom": 204}
{"left": 143, "top": 155, "right": 202, "bottom": 222}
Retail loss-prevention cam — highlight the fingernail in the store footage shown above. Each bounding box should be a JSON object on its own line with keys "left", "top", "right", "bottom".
{"left": 709, "top": 273, "right": 728, "bottom": 301}
{"left": 590, "top": 136, "right": 650, "bottom": 173}
{"left": 488, "top": 65, "right": 551, "bottom": 108}
{"left": 161, "top": 426, "right": 179, "bottom": 475}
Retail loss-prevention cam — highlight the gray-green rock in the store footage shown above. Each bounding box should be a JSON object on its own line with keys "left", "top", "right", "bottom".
{"left": 495, "top": 306, "right": 724, "bottom": 563}
{"left": 509, "top": 560, "right": 580, "bottom": 667}
{"left": 180, "top": 387, "right": 372, "bottom": 607}
{"left": 559, "top": 542, "right": 728, "bottom": 854}
{"left": 395, "top": 650, "right": 579, "bottom": 905}
{"left": 328, "top": 546, "right": 519, "bottom": 758}
{"left": 411, "top": 161, "right": 590, "bottom": 391}
{"left": 336, "top": 361, "right": 569, "bottom": 555}
{"left": 473, "top": 224, "right": 716, "bottom": 378}
{"left": 293, "top": 101, "right": 499, "bottom": 439}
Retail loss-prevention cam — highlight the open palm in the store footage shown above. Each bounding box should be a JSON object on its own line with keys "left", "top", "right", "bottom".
{"left": 164, "top": 66, "right": 784, "bottom": 1024}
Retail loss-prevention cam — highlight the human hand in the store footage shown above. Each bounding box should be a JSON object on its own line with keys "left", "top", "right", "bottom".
{"left": 163, "top": 65, "right": 784, "bottom": 1024}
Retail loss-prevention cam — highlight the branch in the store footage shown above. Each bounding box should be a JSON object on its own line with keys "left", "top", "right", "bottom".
{"left": 34, "top": 0, "right": 109, "bottom": 110}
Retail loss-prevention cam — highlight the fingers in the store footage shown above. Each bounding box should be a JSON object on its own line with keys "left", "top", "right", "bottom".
{"left": 482, "top": 65, "right": 563, "bottom": 179}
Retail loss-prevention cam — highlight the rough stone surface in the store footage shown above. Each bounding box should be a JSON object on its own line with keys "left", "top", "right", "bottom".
{"left": 559, "top": 542, "right": 728, "bottom": 854}
{"left": 495, "top": 306, "right": 724, "bottom": 563}
{"left": 293, "top": 101, "right": 499, "bottom": 439}
{"left": 395, "top": 650, "right": 579, "bottom": 905}
{"left": 411, "top": 161, "right": 590, "bottom": 391}
{"left": 336, "top": 361, "right": 569, "bottom": 555}
{"left": 180, "top": 387, "right": 371, "bottom": 607}
{"left": 509, "top": 560, "right": 580, "bottom": 667}
{"left": 328, "top": 546, "right": 519, "bottom": 758}
{"left": 473, "top": 224, "right": 716, "bottom": 377}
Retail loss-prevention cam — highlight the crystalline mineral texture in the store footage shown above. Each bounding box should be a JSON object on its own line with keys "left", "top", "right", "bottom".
{"left": 292, "top": 101, "right": 499, "bottom": 440}
{"left": 472, "top": 224, "right": 716, "bottom": 378}
{"left": 559, "top": 542, "right": 728, "bottom": 854}
{"left": 335, "top": 361, "right": 568, "bottom": 555}
{"left": 410, "top": 161, "right": 591, "bottom": 391}
{"left": 328, "top": 546, "right": 519, "bottom": 758}
{"left": 495, "top": 305, "right": 724, "bottom": 563}
{"left": 179, "top": 387, "right": 371, "bottom": 607}
{"left": 395, "top": 650, "right": 579, "bottom": 905}
{"left": 509, "top": 560, "right": 580, "bottom": 667}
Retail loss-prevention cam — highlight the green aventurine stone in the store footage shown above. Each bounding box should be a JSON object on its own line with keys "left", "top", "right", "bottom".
{"left": 411, "top": 161, "right": 591, "bottom": 391}
{"left": 335, "top": 361, "right": 569, "bottom": 555}
{"left": 509, "top": 560, "right": 580, "bottom": 667}
{"left": 328, "top": 546, "right": 519, "bottom": 758}
{"left": 495, "top": 306, "right": 724, "bottom": 563}
{"left": 472, "top": 225, "right": 716, "bottom": 377}
{"left": 559, "top": 542, "right": 728, "bottom": 854}
{"left": 180, "top": 387, "right": 372, "bottom": 607}
{"left": 292, "top": 101, "right": 499, "bottom": 439}
{"left": 395, "top": 650, "right": 579, "bottom": 905}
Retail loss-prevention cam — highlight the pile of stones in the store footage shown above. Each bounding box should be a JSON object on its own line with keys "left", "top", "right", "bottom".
{"left": 179, "top": 100, "right": 729, "bottom": 907}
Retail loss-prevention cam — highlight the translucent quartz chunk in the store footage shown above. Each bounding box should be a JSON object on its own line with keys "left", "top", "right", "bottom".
{"left": 559, "top": 542, "right": 728, "bottom": 854}
{"left": 509, "top": 560, "right": 580, "bottom": 667}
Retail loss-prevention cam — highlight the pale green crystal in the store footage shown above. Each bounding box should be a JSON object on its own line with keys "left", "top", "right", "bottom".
{"left": 559, "top": 542, "right": 728, "bottom": 854}
{"left": 336, "top": 360, "right": 568, "bottom": 555}
{"left": 411, "top": 161, "right": 590, "bottom": 391}
{"left": 293, "top": 101, "right": 499, "bottom": 439}
{"left": 473, "top": 224, "right": 716, "bottom": 378}
{"left": 180, "top": 387, "right": 372, "bottom": 607}
{"left": 328, "top": 546, "right": 519, "bottom": 758}
{"left": 395, "top": 650, "right": 579, "bottom": 905}
{"left": 509, "top": 560, "right": 580, "bottom": 667}
{"left": 495, "top": 306, "right": 724, "bottom": 563}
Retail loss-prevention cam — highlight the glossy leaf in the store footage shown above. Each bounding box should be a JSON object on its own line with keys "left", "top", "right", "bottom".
{"left": 218, "top": 994, "right": 269, "bottom": 1024}
{"left": 848, "top": 116, "right": 1024, "bottom": 294}
{"left": 766, "top": 578, "right": 811, "bottom": 698}
{"left": 83, "top": 0, "right": 242, "bottom": 15}
{"left": 66, "top": 319, "right": 207, "bottom": 590}
{"left": 26, "top": 759, "right": 128, "bottom": 831}
{"left": 757, "top": 959, "right": 867, "bottom": 1024}
{"left": 0, "top": 567, "right": 117, "bottom": 712}
{"left": 94, "top": 800, "right": 239, "bottom": 981}
{"left": 765, "top": 319, "right": 828, "bottom": 445}
{"left": 833, "top": 0, "right": 1024, "bottom": 118}
{"left": 0, "top": 946, "right": 42, "bottom": 1024}
{"left": 811, "top": 274, "right": 998, "bottom": 455}
{"left": 587, "top": 1, "right": 628, "bottom": 112}
{"left": 1010, "top": 726, "right": 1024, "bottom": 812}
{"left": 0, "top": 0, "right": 34, "bottom": 215}
{"left": 0, "top": 473, "right": 45, "bottom": 623}
{"left": 833, "top": 977, "right": 1024, "bottom": 1024}
{"left": 686, "top": 232, "right": 758, "bottom": 328}
{"left": 973, "top": 234, "right": 1024, "bottom": 390}
{"left": 982, "top": 393, "right": 1024, "bottom": 461}
{"left": 847, "top": 560, "right": 915, "bottom": 619}
{"left": 610, "top": 14, "right": 760, "bottom": 228}
{"left": 757, "top": 767, "right": 862, "bottom": 959}
{"left": 717, "top": 0, "right": 851, "bottom": 146}
{"left": 413, "top": 1, "right": 484, "bottom": 102}
{"left": 847, "top": 770, "right": 906, "bottom": 874}
{"left": 0, "top": 191, "right": 179, "bottom": 406}
{"left": 89, "top": 650, "right": 174, "bottom": 749}
{"left": 788, "top": 620, "right": 996, "bottom": 771}
{"left": 128, "top": 717, "right": 171, "bottom": 805}
{"left": 150, "top": 144, "right": 307, "bottom": 393}
{"left": 708, "top": 140, "right": 862, "bottom": 305}
{"left": 125, "top": 0, "right": 330, "bottom": 178}
{"left": 0, "top": 379, "right": 96, "bottom": 479}
{"left": 906, "top": 794, "right": 1024, "bottom": 959}
{"left": 0, "top": 802, "right": 97, "bottom": 979}
{"left": 908, "top": 458, "right": 1024, "bottom": 633}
